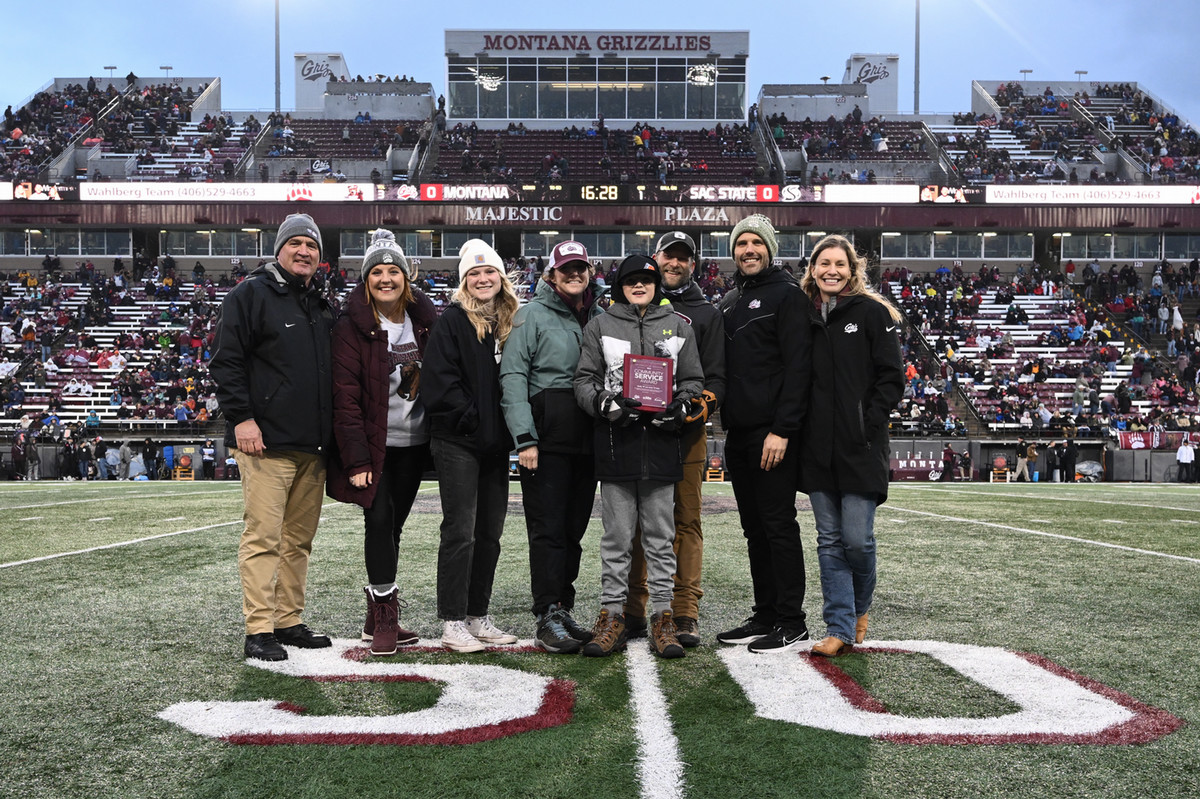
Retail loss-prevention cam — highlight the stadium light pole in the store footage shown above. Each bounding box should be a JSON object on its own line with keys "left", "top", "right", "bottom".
{"left": 274, "top": 0, "right": 281, "bottom": 114}
{"left": 914, "top": 0, "right": 920, "bottom": 114}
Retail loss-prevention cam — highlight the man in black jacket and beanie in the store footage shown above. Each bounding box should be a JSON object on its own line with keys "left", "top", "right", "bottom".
{"left": 210, "top": 213, "right": 334, "bottom": 662}
{"left": 715, "top": 214, "right": 813, "bottom": 654}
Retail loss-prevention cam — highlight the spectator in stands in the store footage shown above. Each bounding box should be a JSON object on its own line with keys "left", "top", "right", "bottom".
{"left": 799, "top": 234, "right": 904, "bottom": 657}
{"left": 210, "top": 213, "right": 334, "bottom": 662}
{"left": 326, "top": 229, "right": 436, "bottom": 657}
{"left": 423, "top": 240, "right": 521, "bottom": 653}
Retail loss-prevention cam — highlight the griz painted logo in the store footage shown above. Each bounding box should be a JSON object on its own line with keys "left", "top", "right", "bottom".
{"left": 160, "top": 639, "right": 1181, "bottom": 746}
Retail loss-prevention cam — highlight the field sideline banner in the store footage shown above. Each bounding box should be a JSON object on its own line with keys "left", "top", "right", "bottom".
{"left": 1116, "top": 430, "right": 1200, "bottom": 450}
{"left": 78, "top": 183, "right": 374, "bottom": 202}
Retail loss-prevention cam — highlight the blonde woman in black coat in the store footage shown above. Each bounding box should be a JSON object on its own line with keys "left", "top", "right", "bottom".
{"left": 799, "top": 235, "right": 904, "bottom": 657}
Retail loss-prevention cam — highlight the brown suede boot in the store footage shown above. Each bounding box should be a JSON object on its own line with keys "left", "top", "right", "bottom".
{"left": 650, "top": 610, "right": 685, "bottom": 659}
{"left": 582, "top": 609, "right": 628, "bottom": 657}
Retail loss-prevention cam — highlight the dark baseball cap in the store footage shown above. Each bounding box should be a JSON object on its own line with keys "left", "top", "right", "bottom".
{"left": 655, "top": 231, "right": 696, "bottom": 257}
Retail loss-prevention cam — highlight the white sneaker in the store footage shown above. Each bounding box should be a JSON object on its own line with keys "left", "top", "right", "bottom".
{"left": 441, "top": 620, "right": 486, "bottom": 653}
{"left": 466, "top": 614, "right": 518, "bottom": 645}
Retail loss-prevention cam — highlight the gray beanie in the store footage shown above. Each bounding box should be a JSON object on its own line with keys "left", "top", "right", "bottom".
{"left": 361, "top": 229, "right": 412, "bottom": 280}
{"left": 274, "top": 213, "right": 323, "bottom": 260}
{"left": 730, "top": 214, "right": 778, "bottom": 264}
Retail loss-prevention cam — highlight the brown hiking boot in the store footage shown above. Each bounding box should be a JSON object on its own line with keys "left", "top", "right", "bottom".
{"left": 674, "top": 616, "right": 700, "bottom": 648}
{"left": 650, "top": 610, "right": 685, "bottom": 659}
{"left": 582, "top": 609, "right": 627, "bottom": 657}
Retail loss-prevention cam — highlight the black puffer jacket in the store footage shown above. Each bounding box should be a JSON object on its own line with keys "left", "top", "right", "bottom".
{"left": 325, "top": 282, "right": 437, "bottom": 508}
{"left": 800, "top": 294, "right": 905, "bottom": 504}
{"left": 210, "top": 262, "right": 333, "bottom": 455}
{"left": 422, "top": 302, "right": 514, "bottom": 458}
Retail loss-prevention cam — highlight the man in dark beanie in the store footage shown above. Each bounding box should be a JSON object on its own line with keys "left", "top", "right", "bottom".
{"left": 715, "top": 213, "right": 813, "bottom": 654}
{"left": 210, "top": 212, "right": 335, "bottom": 661}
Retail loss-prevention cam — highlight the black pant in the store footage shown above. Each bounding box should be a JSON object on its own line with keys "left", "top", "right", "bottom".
{"left": 725, "top": 427, "right": 807, "bottom": 632}
{"left": 518, "top": 450, "right": 596, "bottom": 617}
{"left": 362, "top": 444, "right": 429, "bottom": 586}
{"left": 433, "top": 438, "right": 509, "bottom": 620}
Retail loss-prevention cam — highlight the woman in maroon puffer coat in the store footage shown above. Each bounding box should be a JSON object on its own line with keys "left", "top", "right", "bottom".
{"left": 327, "top": 229, "right": 437, "bottom": 656}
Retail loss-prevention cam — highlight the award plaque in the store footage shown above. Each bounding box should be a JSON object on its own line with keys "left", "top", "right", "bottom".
{"left": 623, "top": 353, "right": 674, "bottom": 412}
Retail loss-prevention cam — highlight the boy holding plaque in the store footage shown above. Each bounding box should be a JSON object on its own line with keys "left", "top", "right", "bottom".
{"left": 574, "top": 254, "right": 704, "bottom": 658}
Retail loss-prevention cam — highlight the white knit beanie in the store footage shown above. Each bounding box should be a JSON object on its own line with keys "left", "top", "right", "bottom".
{"left": 457, "top": 239, "right": 504, "bottom": 282}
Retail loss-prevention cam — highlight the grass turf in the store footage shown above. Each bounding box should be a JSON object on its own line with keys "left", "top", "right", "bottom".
{"left": 0, "top": 480, "right": 1198, "bottom": 798}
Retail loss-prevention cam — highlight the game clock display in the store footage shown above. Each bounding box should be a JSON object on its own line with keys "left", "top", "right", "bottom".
{"left": 556, "top": 184, "right": 678, "bottom": 203}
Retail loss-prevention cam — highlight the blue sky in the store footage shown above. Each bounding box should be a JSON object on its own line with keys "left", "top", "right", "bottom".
{"left": 6, "top": 0, "right": 1198, "bottom": 124}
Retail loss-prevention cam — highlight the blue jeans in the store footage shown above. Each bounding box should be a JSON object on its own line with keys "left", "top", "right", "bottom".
{"left": 810, "top": 491, "right": 877, "bottom": 644}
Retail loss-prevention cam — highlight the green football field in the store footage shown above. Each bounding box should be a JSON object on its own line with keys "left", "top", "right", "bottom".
{"left": 1, "top": 480, "right": 1198, "bottom": 799}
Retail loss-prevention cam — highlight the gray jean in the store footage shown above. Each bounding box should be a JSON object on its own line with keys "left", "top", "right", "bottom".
{"left": 599, "top": 480, "right": 676, "bottom": 614}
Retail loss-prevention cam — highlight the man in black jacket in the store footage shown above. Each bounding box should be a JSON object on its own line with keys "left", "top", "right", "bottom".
{"left": 210, "top": 213, "right": 334, "bottom": 662}
{"left": 715, "top": 214, "right": 813, "bottom": 654}
{"left": 624, "top": 231, "right": 725, "bottom": 647}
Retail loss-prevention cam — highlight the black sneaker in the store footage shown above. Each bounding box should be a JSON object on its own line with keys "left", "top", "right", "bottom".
{"left": 274, "top": 623, "right": 332, "bottom": 649}
{"left": 716, "top": 618, "right": 773, "bottom": 645}
{"left": 557, "top": 605, "right": 594, "bottom": 643}
{"left": 624, "top": 615, "right": 648, "bottom": 639}
{"left": 747, "top": 626, "right": 810, "bottom": 654}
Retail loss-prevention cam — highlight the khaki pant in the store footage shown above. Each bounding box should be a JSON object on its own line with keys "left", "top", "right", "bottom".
{"left": 625, "top": 425, "right": 707, "bottom": 620}
{"left": 234, "top": 449, "right": 326, "bottom": 634}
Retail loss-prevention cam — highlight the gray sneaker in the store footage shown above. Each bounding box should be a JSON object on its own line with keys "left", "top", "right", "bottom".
{"left": 556, "top": 604, "right": 594, "bottom": 643}
{"left": 535, "top": 607, "right": 582, "bottom": 654}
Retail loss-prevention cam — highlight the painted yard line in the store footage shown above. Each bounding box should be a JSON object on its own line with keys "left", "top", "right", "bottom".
{"left": 86, "top": 517, "right": 113, "bottom": 522}
{"left": 902, "top": 486, "right": 1200, "bottom": 514}
{"left": 0, "top": 521, "right": 242, "bottom": 569}
{"left": 1102, "top": 519, "right": 1128, "bottom": 524}
{"left": 0, "top": 488, "right": 243, "bottom": 511}
{"left": 886, "top": 505, "right": 1200, "bottom": 565}
{"left": 17, "top": 517, "right": 42, "bottom": 521}
{"left": 626, "top": 643, "right": 686, "bottom": 799}
{"left": 164, "top": 517, "right": 186, "bottom": 521}
{"left": 1172, "top": 519, "right": 1200, "bottom": 524}
{"left": 1029, "top": 519, "right": 1053, "bottom": 523}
